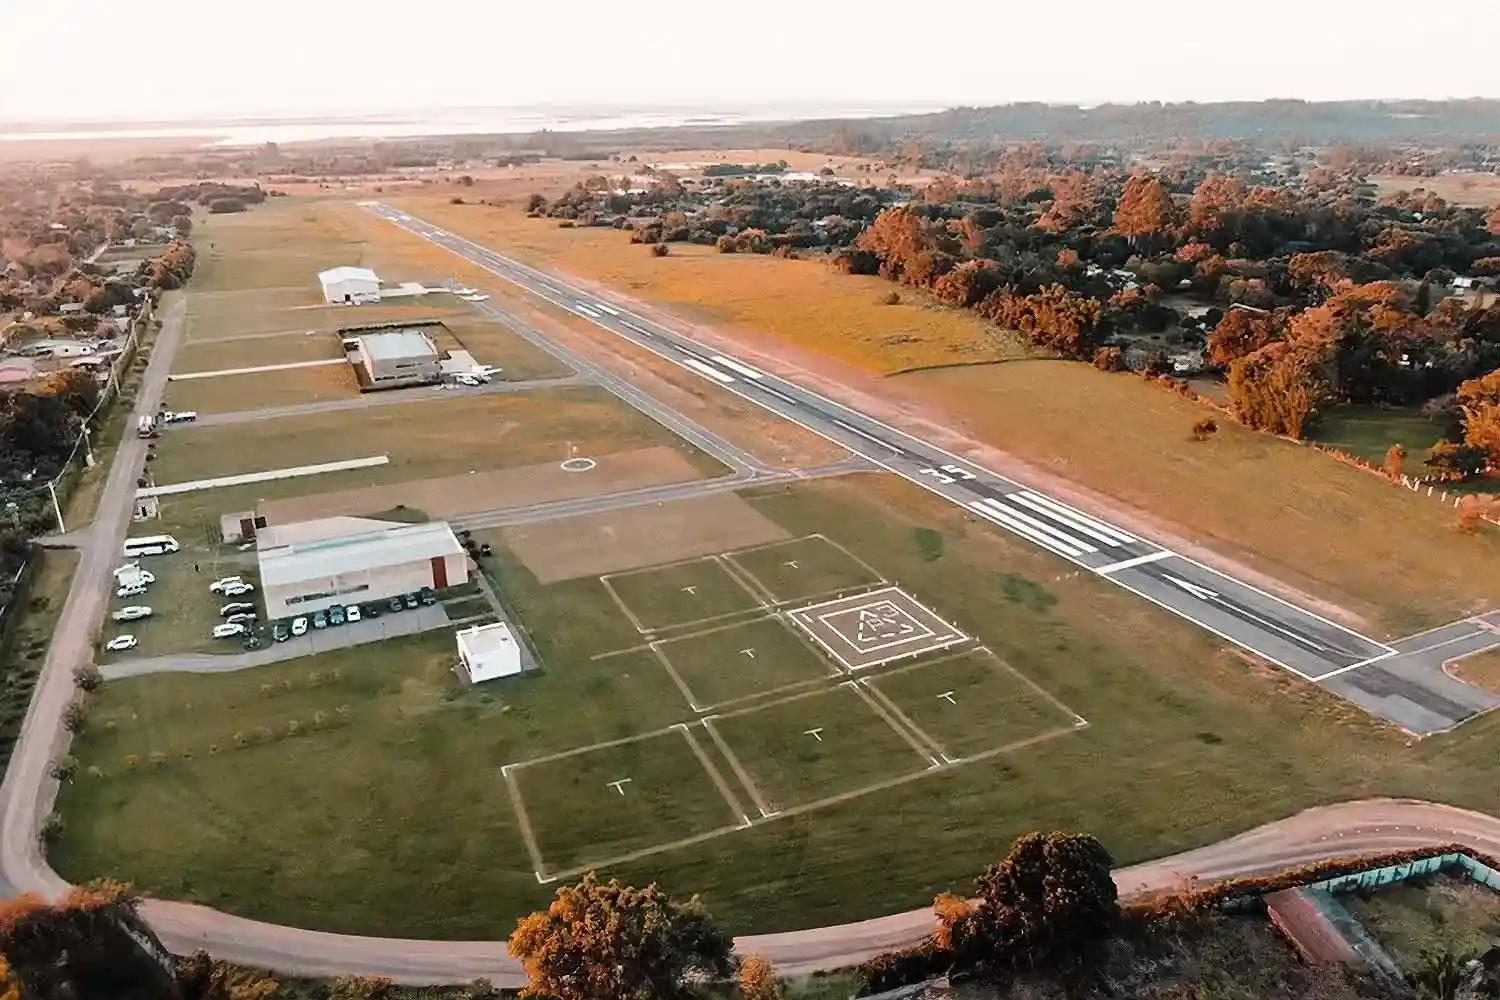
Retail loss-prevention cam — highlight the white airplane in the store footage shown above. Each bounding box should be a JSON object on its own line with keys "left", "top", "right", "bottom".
{"left": 452, "top": 286, "right": 478, "bottom": 296}
{"left": 461, "top": 294, "right": 491, "bottom": 302}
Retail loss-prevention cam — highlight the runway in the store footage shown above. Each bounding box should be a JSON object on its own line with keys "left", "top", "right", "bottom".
{"left": 363, "top": 202, "right": 1500, "bottom": 735}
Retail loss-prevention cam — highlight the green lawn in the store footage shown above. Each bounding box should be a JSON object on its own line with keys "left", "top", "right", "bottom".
{"left": 868, "top": 650, "right": 1080, "bottom": 760}
{"left": 1310, "top": 404, "right": 1447, "bottom": 477}
{"left": 707, "top": 685, "right": 932, "bottom": 813}
{"left": 603, "top": 557, "right": 765, "bottom": 632}
{"left": 654, "top": 616, "right": 836, "bottom": 709}
{"left": 99, "top": 547, "right": 261, "bottom": 661}
{"left": 51, "top": 466, "right": 1500, "bottom": 942}
{"left": 510, "top": 729, "right": 742, "bottom": 874}
{"left": 725, "top": 535, "right": 884, "bottom": 603}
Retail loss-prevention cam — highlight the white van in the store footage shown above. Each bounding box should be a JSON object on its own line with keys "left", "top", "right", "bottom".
{"left": 123, "top": 535, "right": 180, "bottom": 557}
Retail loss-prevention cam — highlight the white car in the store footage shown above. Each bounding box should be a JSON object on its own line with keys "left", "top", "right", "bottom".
{"left": 212, "top": 622, "right": 247, "bottom": 639}
{"left": 220, "top": 582, "right": 255, "bottom": 597}
{"left": 111, "top": 606, "right": 153, "bottom": 622}
{"left": 209, "top": 576, "right": 244, "bottom": 593}
{"left": 115, "top": 583, "right": 149, "bottom": 598}
{"left": 104, "top": 635, "right": 137, "bottom": 652}
{"left": 112, "top": 564, "right": 155, "bottom": 583}
{"left": 345, "top": 604, "right": 362, "bottom": 624}
{"left": 454, "top": 373, "right": 485, "bottom": 387}
{"left": 220, "top": 601, "right": 255, "bottom": 617}
{"left": 291, "top": 616, "right": 309, "bottom": 636}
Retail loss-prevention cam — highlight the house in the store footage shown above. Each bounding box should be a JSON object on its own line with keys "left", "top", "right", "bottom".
{"left": 456, "top": 621, "right": 524, "bottom": 683}
{"left": 257, "top": 516, "right": 468, "bottom": 619}
{"left": 355, "top": 329, "right": 441, "bottom": 389}
{"left": 318, "top": 266, "right": 381, "bottom": 305}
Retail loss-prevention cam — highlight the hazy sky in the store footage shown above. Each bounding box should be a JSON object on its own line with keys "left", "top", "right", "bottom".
{"left": 1, "top": 0, "right": 1496, "bottom": 121}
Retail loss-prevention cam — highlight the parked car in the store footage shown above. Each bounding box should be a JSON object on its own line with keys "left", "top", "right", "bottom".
{"left": 115, "top": 582, "right": 149, "bottom": 599}
{"left": 403, "top": 592, "right": 420, "bottom": 610}
{"left": 104, "top": 635, "right": 137, "bottom": 652}
{"left": 363, "top": 602, "right": 381, "bottom": 619}
{"left": 271, "top": 621, "right": 290, "bottom": 643}
{"left": 111, "top": 606, "right": 152, "bottom": 622}
{"left": 418, "top": 586, "right": 437, "bottom": 606}
{"left": 290, "top": 616, "right": 309, "bottom": 637}
{"left": 220, "top": 582, "right": 255, "bottom": 597}
{"left": 311, "top": 610, "right": 328, "bottom": 629}
{"left": 212, "top": 622, "right": 246, "bottom": 639}
{"left": 113, "top": 564, "right": 155, "bottom": 584}
{"left": 219, "top": 601, "right": 254, "bottom": 617}
{"left": 346, "top": 604, "right": 362, "bottom": 624}
{"left": 387, "top": 596, "right": 405, "bottom": 614}
{"left": 328, "top": 605, "right": 346, "bottom": 626}
{"left": 209, "top": 576, "right": 244, "bottom": 593}
{"left": 225, "top": 612, "right": 257, "bottom": 626}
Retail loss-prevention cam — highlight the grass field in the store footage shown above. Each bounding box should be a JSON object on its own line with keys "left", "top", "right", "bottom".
{"left": 654, "top": 616, "right": 836, "bottom": 709}
{"left": 1310, "top": 405, "right": 1447, "bottom": 475}
{"left": 164, "top": 362, "right": 358, "bottom": 414}
{"left": 99, "top": 550, "right": 260, "bottom": 661}
{"left": 386, "top": 196, "right": 1039, "bottom": 376}
{"left": 57, "top": 468, "right": 1500, "bottom": 940}
{"left": 725, "top": 535, "right": 884, "bottom": 602}
{"left": 172, "top": 331, "right": 347, "bottom": 373}
{"left": 895, "top": 362, "right": 1500, "bottom": 635}
{"left": 1450, "top": 648, "right": 1500, "bottom": 695}
{"left": 603, "top": 557, "right": 765, "bottom": 632}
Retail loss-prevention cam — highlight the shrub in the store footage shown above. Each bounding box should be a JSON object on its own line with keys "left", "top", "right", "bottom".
{"left": 72, "top": 665, "right": 102, "bottom": 692}
{"left": 62, "top": 697, "right": 88, "bottom": 733}
{"left": 49, "top": 756, "right": 77, "bottom": 782}
{"left": 651, "top": 243, "right": 669, "bottom": 257}
{"left": 39, "top": 812, "right": 64, "bottom": 844}
{"left": 882, "top": 290, "right": 900, "bottom": 305}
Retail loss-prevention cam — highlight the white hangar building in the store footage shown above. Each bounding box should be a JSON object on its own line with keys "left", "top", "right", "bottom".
{"left": 318, "top": 266, "right": 381, "bottom": 305}
{"left": 257, "top": 516, "right": 468, "bottom": 618}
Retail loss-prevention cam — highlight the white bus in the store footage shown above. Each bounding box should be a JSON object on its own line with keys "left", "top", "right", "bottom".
{"left": 122, "top": 535, "right": 180, "bottom": 557}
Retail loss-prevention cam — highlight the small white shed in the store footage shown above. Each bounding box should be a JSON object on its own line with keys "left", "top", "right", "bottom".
{"left": 318, "top": 266, "right": 381, "bottom": 305}
{"left": 456, "top": 621, "right": 523, "bottom": 683}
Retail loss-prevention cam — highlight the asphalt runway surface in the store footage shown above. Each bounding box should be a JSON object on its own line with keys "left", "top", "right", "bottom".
{"left": 365, "top": 202, "right": 1500, "bottom": 735}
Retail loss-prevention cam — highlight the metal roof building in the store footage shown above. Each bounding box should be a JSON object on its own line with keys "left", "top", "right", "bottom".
{"left": 318, "top": 266, "right": 381, "bottom": 305}
{"left": 257, "top": 516, "right": 468, "bottom": 618}
{"left": 355, "top": 329, "right": 441, "bottom": 389}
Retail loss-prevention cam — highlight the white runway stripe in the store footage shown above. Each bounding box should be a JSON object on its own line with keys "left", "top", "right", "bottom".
{"left": 1094, "top": 550, "right": 1174, "bottom": 574}
{"left": 968, "top": 501, "right": 1086, "bottom": 559}
{"left": 683, "top": 358, "right": 736, "bottom": 383}
{"left": 711, "top": 355, "right": 765, "bottom": 380}
{"left": 572, "top": 303, "right": 602, "bottom": 319}
{"left": 1015, "top": 492, "right": 1137, "bottom": 545}
{"left": 592, "top": 302, "right": 620, "bottom": 316}
{"left": 976, "top": 498, "right": 1098, "bottom": 554}
{"left": 1007, "top": 493, "right": 1135, "bottom": 547}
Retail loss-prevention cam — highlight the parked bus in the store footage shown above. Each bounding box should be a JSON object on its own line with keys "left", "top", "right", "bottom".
{"left": 122, "top": 535, "right": 179, "bottom": 557}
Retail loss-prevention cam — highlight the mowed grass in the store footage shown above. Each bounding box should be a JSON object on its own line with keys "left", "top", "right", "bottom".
{"left": 154, "top": 386, "right": 716, "bottom": 483}
{"left": 511, "top": 729, "right": 740, "bottom": 873}
{"left": 708, "top": 685, "right": 931, "bottom": 812}
{"left": 100, "top": 550, "right": 261, "bottom": 661}
{"left": 726, "top": 535, "right": 884, "bottom": 602}
{"left": 1450, "top": 648, "right": 1500, "bottom": 695}
{"left": 443, "top": 319, "right": 574, "bottom": 381}
{"left": 163, "top": 362, "right": 359, "bottom": 414}
{"left": 868, "top": 650, "right": 1079, "bottom": 760}
{"left": 1310, "top": 404, "right": 1448, "bottom": 477}
{"left": 172, "top": 331, "right": 347, "bottom": 373}
{"left": 895, "top": 362, "right": 1500, "bottom": 634}
{"left": 55, "top": 451, "right": 1500, "bottom": 940}
{"left": 387, "top": 195, "right": 1041, "bottom": 376}
{"left": 654, "top": 616, "right": 836, "bottom": 709}
{"left": 603, "top": 557, "right": 764, "bottom": 631}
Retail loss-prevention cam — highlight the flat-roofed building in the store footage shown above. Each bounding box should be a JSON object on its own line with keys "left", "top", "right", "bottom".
{"left": 257, "top": 516, "right": 468, "bottom": 618}
{"left": 356, "top": 329, "right": 441, "bottom": 389}
{"left": 456, "top": 621, "right": 524, "bottom": 683}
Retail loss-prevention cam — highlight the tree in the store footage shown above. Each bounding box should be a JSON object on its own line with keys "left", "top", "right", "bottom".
{"left": 1457, "top": 368, "right": 1500, "bottom": 469}
{"left": 1191, "top": 418, "right": 1218, "bottom": 441}
{"left": 508, "top": 874, "right": 733, "bottom": 1000}
{"left": 1227, "top": 342, "right": 1332, "bottom": 439}
{"left": 966, "top": 832, "right": 1119, "bottom": 971}
{"left": 1383, "top": 443, "right": 1407, "bottom": 480}
{"left": 1426, "top": 440, "right": 1489, "bottom": 482}
{"left": 736, "top": 955, "right": 781, "bottom": 1000}
{"left": 1187, "top": 173, "right": 1246, "bottom": 240}
{"left": 1206, "top": 308, "right": 1284, "bottom": 368}
{"left": 1111, "top": 174, "right": 1176, "bottom": 247}
{"left": 1487, "top": 205, "right": 1500, "bottom": 238}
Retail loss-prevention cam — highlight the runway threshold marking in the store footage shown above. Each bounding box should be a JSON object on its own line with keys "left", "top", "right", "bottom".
{"left": 683, "top": 358, "right": 736, "bottom": 384}
{"left": 976, "top": 498, "right": 1098, "bottom": 555}
{"left": 712, "top": 355, "right": 765, "bottom": 380}
{"left": 1011, "top": 491, "right": 1137, "bottom": 545}
{"left": 968, "top": 500, "right": 1087, "bottom": 559}
{"left": 1094, "top": 550, "right": 1174, "bottom": 574}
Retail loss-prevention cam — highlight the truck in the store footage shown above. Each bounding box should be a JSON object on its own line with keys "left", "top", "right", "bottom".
{"left": 136, "top": 414, "right": 158, "bottom": 438}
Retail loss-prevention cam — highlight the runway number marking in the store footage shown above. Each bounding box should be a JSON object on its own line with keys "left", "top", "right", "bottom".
{"left": 607, "top": 778, "right": 632, "bottom": 796}
{"left": 919, "top": 465, "right": 977, "bottom": 485}
{"left": 804, "top": 728, "right": 825, "bottom": 743}
{"left": 856, "top": 606, "right": 920, "bottom": 643}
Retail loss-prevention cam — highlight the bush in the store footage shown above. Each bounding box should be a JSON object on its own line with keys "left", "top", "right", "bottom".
{"left": 39, "top": 812, "right": 64, "bottom": 844}
{"left": 857, "top": 940, "right": 949, "bottom": 994}
{"left": 62, "top": 697, "right": 88, "bottom": 733}
{"left": 651, "top": 243, "right": 670, "bottom": 257}
{"left": 882, "top": 290, "right": 900, "bottom": 305}
{"left": 72, "top": 664, "right": 101, "bottom": 691}
{"left": 49, "top": 755, "right": 77, "bottom": 782}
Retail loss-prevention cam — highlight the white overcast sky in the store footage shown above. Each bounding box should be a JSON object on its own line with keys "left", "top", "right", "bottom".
{"left": 1, "top": 0, "right": 1496, "bottom": 121}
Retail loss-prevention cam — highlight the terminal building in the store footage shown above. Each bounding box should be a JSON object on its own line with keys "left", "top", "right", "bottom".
{"left": 353, "top": 329, "right": 442, "bottom": 389}
{"left": 257, "top": 516, "right": 468, "bottom": 618}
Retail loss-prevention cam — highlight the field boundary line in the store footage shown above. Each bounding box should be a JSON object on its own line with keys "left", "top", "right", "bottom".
{"left": 674, "top": 723, "right": 754, "bottom": 827}
{"left": 541, "top": 820, "right": 752, "bottom": 883}
{"left": 498, "top": 766, "right": 550, "bottom": 880}
{"left": 699, "top": 716, "right": 777, "bottom": 818}
{"left": 973, "top": 645, "right": 1091, "bottom": 729}
{"left": 713, "top": 553, "right": 774, "bottom": 609}
{"left": 717, "top": 550, "right": 781, "bottom": 604}
{"left": 500, "top": 723, "right": 685, "bottom": 772}
{"left": 842, "top": 680, "right": 942, "bottom": 768}
{"left": 648, "top": 643, "right": 706, "bottom": 712}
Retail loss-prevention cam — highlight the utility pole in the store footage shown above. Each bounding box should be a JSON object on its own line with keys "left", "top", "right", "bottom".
{"left": 47, "top": 480, "right": 64, "bottom": 535}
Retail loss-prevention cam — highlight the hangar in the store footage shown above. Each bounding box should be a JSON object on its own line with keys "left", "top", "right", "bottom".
{"left": 353, "top": 329, "right": 442, "bottom": 389}
{"left": 318, "top": 266, "right": 381, "bottom": 305}
{"left": 257, "top": 516, "right": 468, "bottom": 618}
